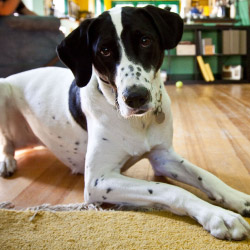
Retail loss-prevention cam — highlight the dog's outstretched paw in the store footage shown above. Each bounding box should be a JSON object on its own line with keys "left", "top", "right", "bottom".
{"left": 221, "top": 189, "right": 250, "bottom": 218}
{"left": 241, "top": 198, "right": 250, "bottom": 218}
{"left": 199, "top": 207, "right": 250, "bottom": 240}
{"left": 0, "top": 155, "right": 17, "bottom": 177}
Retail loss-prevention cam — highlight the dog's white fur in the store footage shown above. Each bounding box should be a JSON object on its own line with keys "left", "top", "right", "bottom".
{"left": 0, "top": 7, "right": 250, "bottom": 240}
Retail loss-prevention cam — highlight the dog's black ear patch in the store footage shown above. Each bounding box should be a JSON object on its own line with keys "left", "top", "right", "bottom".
{"left": 142, "top": 5, "right": 183, "bottom": 50}
{"left": 57, "top": 19, "right": 94, "bottom": 87}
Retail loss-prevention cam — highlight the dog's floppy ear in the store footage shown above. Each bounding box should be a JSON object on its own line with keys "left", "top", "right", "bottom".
{"left": 142, "top": 5, "right": 183, "bottom": 50}
{"left": 57, "top": 18, "right": 94, "bottom": 87}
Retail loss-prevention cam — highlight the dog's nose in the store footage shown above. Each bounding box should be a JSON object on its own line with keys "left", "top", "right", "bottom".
{"left": 122, "top": 86, "right": 150, "bottom": 109}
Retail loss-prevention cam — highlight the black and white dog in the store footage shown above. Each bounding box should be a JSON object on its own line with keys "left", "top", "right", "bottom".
{"left": 0, "top": 6, "right": 250, "bottom": 240}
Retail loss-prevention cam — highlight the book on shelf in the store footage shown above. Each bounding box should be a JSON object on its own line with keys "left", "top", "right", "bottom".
{"left": 205, "top": 63, "right": 215, "bottom": 81}
{"left": 222, "top": 30, "right": 247, "bottom": 55}
{"left": 196, "top": 56, "right": 214, "bottom": 82}
{"left": 202, "top": 38, "right": 215, "bottom": 55}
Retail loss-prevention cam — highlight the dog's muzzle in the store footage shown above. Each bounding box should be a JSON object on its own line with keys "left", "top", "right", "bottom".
{"left": 122, "top": 85, "right": 151, "bottom": 114}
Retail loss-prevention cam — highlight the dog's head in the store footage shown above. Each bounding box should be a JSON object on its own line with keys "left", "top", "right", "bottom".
{"left": 57, "top": 6, "right": 183, "bottom": 118}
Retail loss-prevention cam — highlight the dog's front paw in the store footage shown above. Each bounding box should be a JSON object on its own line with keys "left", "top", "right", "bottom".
{"left": 198, "top": 207, "right": 250, "bottom": 240}
{"left": 0, "top": 155, "right": 17, "bottom": 177}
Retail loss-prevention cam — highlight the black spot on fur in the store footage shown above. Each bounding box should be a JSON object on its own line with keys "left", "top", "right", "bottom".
{"left": 58, "top": 136, "right": 62, "bottom": 139}
{"left": 136, "top": 72, "right": 141, "bottom": 77}
{"left": 155, "top": 183, "right": 160, "bottom": 184}
{"left": 107, "top": 188, "right": 112, "bottom": 193}
{"left": 171, "top": 173, "right": 178, "bottom": 179}
{"left": 89, "top": 193, "right": 91, "bottom": 196}
{"left": 75, "top": 141, "right": 80, "bottom": 145}
{"left": 180, "top": 160, "right": 184, "bottom": 164}
{"left": 102, "top": 138, "right": 108, "bottom": 141}
{"left": 69, "top": 80, "right": 87, "bottom": 131}
{"left": 94, "top": 179, "right": 99, "bottom": 187}
{"left": 121, "top": 67, "right": 124, "bottom": 71}
{"left": 242, "top": 209, "right": 250, "bottom": 217}
{"left": 198, "top": 177, "right": 202, "bottom": 181}
{"left": 52, "top": 116, "right": 55, "bottom": 120}
{"left": 102, "top": 196, "right": 107, "bottom": 200}
{"left": 74, "top": 148, "right": 78, "bottom": 151}
{"left": 129, "top": 65, "right": 134, "bottom": 72}
{"left": 125, "top": 73, "right": 128, "bottom": 77}
{"left": 137, "top": 67, "right": 141, "bottom": 72}
{"left": 148, "top": 189, "right": 153, "bottom": 194}
{"left": 208, "top": 196, "right": 216, "bottom": 201}
{"left": 245, "top": 202, "right": 250, "bottom": 207}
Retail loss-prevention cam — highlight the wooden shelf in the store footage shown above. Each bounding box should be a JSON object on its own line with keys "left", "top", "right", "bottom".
{"left": 164, "top": 24, "right": 250, "bottom": 83}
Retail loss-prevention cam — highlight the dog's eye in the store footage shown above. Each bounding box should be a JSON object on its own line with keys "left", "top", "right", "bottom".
{"left": 100, "top": 47, "right": 111, "bottom": 57}
{"left": 140, "top": 36, "right": 152, "bottom": 48}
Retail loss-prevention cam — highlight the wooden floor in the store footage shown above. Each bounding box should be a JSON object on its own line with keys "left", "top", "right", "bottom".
{"left": 0, "top": 84, "right": 250, "bottom": 209}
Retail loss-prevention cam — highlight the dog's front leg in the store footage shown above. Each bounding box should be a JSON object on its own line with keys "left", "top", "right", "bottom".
{"left": 84, "top": 142, "right": 250, "bottom": 240}
{"left": 0, "top": 83, "right": 17, "bottom": 177}
{"left": 148, "top": 146, "right": 250, "bottom": 218}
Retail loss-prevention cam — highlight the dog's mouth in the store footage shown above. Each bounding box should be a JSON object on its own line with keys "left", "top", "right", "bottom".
{"left": 126, "top": 106, "right": 153, "bottom": 117}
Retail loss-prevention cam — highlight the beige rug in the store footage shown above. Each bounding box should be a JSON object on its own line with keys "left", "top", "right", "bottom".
{"left": 0, "top": 204, "right": 249, "bottom": 250}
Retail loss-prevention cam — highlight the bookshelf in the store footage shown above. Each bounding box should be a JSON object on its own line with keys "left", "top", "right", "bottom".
{"left": 163, "top": 24, "right": 250, "bottom": 83}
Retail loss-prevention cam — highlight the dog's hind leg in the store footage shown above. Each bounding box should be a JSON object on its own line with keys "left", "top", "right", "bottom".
{"left": 0, "top": 80, "right": 17, "bottom": 177}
